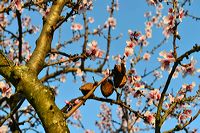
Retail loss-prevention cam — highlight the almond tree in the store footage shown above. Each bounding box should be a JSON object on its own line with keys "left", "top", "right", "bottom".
{"left": 0, "top": 0, "right": 200, "bottom": 133}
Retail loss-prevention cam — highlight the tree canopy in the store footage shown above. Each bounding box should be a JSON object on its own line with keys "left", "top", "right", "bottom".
{"left": 0, "top": 0, "right": 200, "bottom": 133}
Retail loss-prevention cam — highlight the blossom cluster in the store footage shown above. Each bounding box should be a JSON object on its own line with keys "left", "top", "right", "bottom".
{"left": 78, "top": 0, "right": 93, "bottom": 13}
{"left": 157, "top": 50, "right": 199, "bottom": 77}
{"left": 96, "top": 103, "right": 113, "bottom": 132}
{"left": 86, "top": 40, "right": 104, "bottom": 59}
{"left": 116, "top": 106, "right": 140, "bottom": 132}
{"left": 162, "top": 3, "right": 185, "bottom": 38}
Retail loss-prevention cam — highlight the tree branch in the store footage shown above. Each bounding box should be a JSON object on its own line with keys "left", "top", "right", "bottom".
{"left": 27, "top": 0, "right": 71, "bottom": 75}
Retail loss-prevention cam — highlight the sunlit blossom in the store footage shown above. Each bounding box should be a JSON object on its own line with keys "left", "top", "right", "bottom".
{"left": 88, "top": 17, "right": 94, "bottom": 23}
{"left": 86, "top": 40, "right": 104, "bottom": 58}
{"left": 107, "top": 17, "right": 117, "bottom": 28}
{"left": 76, "top": 68, "right": 83, "bottom": 77}
{"left": 60, "top": 74, "right": 66, "bottom": 83}
{"left": 144, "top": 111, "right": 155, "bottom": 125}
{"left": 144, "top": 11, "right": 152, "bottom": 18}
{"left": 102, "top": 69, "right": 110, "bottom": 77}
{"left": 12, "top": 0, "right": 23, "bottom": 12}
{"left": 126, "top": 40, "right": 137, "bottom": 48}
{"left": 22, "top": 16, "right": 31, "bottom": 28}
{"left": 181, "top": 58, "right": 197, "bottom": 76}
{"left": 182, "top": 82, "right": 196, "bottom": 92}
{"left": 71, "top": 23, "right": 83, "bottom": 31}
{"left": 178, "top": 8, "right": 185, "bottom": 22}
{"left": 148, "top": 89, "right": 161, "bottom": 100}
{"left": 112, "top": 54, "right": 121, "bottom": 63}
{"left": 178, "top": 109, "right": 192, "bottom": 124}
{"left": 0, "top": 81, "right": 12, "bottom": 98}
{"left": 50, "top": 53, "right": 58, "bottom": 60}
{"left": 85, "top": 129, "right": 94, "bottom": 133}
{"left": 168, "top": 94, "right": 175, "bottom": 103}
{"left": 143, "top": 53, "right": 151, "bottom": 60}
{"left": 124, "top": 46, "right": 133, "bottom": 57}
{"left": 158, "top": 50, "right": 175, "bottom": 71}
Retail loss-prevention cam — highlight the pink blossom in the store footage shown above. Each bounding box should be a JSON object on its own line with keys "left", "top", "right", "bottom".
{"left": 83, "top": 0, "right": 88, "bottom": 4}
{"left": 134, "top": 82, "right": 144, "bottom": 90}
{"left": 181, "top": 58, "right": 197, "bottom": 76}
{"left": 96, "top": 103, "right": 112, "bottom": 132}
{"left": 133, "top": 75, "right": 141, "bottom": 81}
{"left": 139, "top": 35, "right": 146, "bottom": 42}
{"left": 106, "top": 5, "right": 111, "bottom": 12}
{"left": 60, "top": 74, "right": 66, "bottom": 83}
{"left": 168, "top": 94, "right": 174, "bottom": 103}
{"left": 88, "top": 40, "right": 97, "bottom": 49}
{"left": 86, "top": 40, "right": 104, "bottom": 58}
{"left": 95, "top": 50, "right": 104, "bottom": 58}
{"left": 76, "top": 68, "right": 83, "bottom": 77}
{"left": 88, "top": 17, "right": 94, "bottom": 23}
{"left": 163, "top": 15, "right": 175, "bottom": 25}
{"left": 126, "top": 40, "right": 137, "bottom": 48}
{"left": 71, "top": 23, "right": 83, "bottom": 31}
{"left": 176, "top": 94, "right": 184, "bottom": 101}
{"left": 157, "top": 50, "right": 175, "bottom": 71}
{"left": 156, "top": 3, "right": 163, "bottom": 10}
{"left": 146, "top": 0, "right": 157, "bottom": 6}
{"left": 164, "top": 102, "right": 170, "bottom": 109}
{"left": 128, "top": 30, "right": 141, "bottom": 39}
{"left": 182, "top": 82, "right": 195, "bottom": 92}
{"left": 107, "top": 17, "right": 117, "bottom": 28}
{"left": 65, "top": 100, "right": 70, "bottom": 105}
{"left": 143, "top": 53, "right": 151, "bottom": 61}
{"left": 162, "top": 25, "right": 172, "bottom": 38}
{"left": 151, "top": 16, "right": 159, "bottom": 23}
{"left": 178, "top": 8, "right": 185, "bottom": 22}
{"left": 144, "top": 11, "right": 152, "bottom": 18}
{"left": 39, "top": 7, "right": 50, "bottom": 17}
{"left": 145, "top": 28, "right": 152, "bottom": 38}
{"left": 178, "top": 109, "right": 192, "bottom": 124}
{"left": 29, "top": 25, "right": 40, "bottom": 34}
{"left": 144, "top": 111, "right": 155, "bottom": 125}
{"left": 102, "top": 69, "right": 110, "bottom": 77}
{"left": 22, "top": 16, "right": 31, "bottom": 28}
{"left": 79, "top": 0, "right": 93, "bottom": 12}
{"left": 148, "top": 89, "right": 161, "bottom": 100}
{"left": 153, "top": 70, "right": 163, "bottom": 79}
{"left": 74, "top": 99, "right": 80, "bottom": 104}
{"left": 112, "top": 54, "right": 121, "bottom": 63}
{"left": 50, "top": 53, "right": 58, "bottom": 60}
{"left": 168, "top": 66, "right": 182, "bottom": 79}
{"left": 142, "top": 40, "right": 149, "bottom": 46}
{"left": 75, "top": 62, "right": 81, "bottom": 67}
{"left": 13, "top": 0, "right": 22, "bottom": 11}
{"left": 145, "top": 21, "right": 153, "bottom": 29}
{"left": 0, "top": 81, "right": 12, "bottom": 98}
{"left": 124, "top": 47, "right": 133, "bottom": 57}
